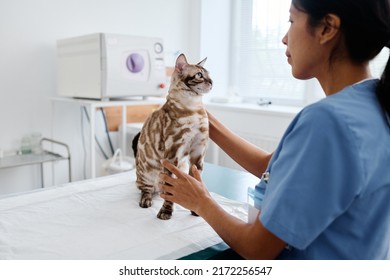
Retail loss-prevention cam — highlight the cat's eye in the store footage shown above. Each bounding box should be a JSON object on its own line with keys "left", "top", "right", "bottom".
{"left": 195, "top": 72, "right": 203, "bottom": 79}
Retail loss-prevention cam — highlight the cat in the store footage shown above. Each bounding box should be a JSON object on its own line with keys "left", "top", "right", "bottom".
{"left": 133, "top": 53, "right": 213, "bottom": 220}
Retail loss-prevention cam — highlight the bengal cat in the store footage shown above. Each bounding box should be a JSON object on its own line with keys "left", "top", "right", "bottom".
{"left": 134, "top": 53, "right": 213, "bottom": 220}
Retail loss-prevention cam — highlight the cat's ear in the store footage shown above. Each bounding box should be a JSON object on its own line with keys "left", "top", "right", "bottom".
{"left": 197, "top": 57, "right": 207, "bottom": 67}
{"left": 175, "top": 54, "right": 188, "bottom": 73}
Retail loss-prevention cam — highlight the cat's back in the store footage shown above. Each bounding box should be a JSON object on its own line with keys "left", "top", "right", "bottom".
{"left": 137, "top": 105, "right": 166, "bottom": 158}
{"left": 135, "top": 107, "right": 165, "bottom": 182}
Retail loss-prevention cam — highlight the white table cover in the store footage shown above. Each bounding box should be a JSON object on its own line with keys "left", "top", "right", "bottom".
{"left": 0, "top": 171, "right": 247, "bottom": 260}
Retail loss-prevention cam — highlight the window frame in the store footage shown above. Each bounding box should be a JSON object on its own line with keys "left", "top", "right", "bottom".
{"left": 228, "top": 0, "right": 389, "bottom": 107}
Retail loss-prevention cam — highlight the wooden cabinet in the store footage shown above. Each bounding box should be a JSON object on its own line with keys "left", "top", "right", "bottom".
{"left": 103, "top": 104, "right": 161, "bottom": 131}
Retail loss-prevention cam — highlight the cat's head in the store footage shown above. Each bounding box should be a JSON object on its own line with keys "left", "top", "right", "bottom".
{"left": 170, "top": 54, "right": 213, "bottom": 96}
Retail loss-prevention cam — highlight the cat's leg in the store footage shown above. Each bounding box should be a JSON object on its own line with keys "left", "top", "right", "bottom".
{"left": 157, "top": 158, "right": 178, "bottom": 220}
{"left": 189, "top": 154, "right": 205, "bottom": 217}
{"left": 189, "top": 141, "right": 206, "bottom": 172}
{"left": 189, "top": 154, "right": 204, "bottom": 175}
{"left": 157, "top": 200, "right": 174, "bottom": 220}
{"left": 189, "top": 157, "right": 203, "bottom": 216}
{"left": 157, "top": 176, "right": 174, "bottom": 219}
{"left": 139, "top": 185, "right": 154, "bottom": 208}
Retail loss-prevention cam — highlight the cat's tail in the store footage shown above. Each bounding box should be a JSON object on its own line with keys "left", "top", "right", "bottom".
{"left": 132, "top": 132, "right": 141, "bottom": 158}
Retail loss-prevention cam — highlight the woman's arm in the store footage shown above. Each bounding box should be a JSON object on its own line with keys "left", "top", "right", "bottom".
{"left": 208, "top": 111, "right": 272, "bottom": 178}
{"left": 159, "top": 162, "right": 286, "bottom": 259}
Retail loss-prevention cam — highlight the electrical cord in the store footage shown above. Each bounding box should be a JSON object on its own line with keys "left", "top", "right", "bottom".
{"left": 80, "top": 107, "right": 87, "bottom": 179}
{"left": 82, "top": 107, "right": 110, "bottom": 160}
{"left": 100, "top": 108, "right": 115, "bottom": 156}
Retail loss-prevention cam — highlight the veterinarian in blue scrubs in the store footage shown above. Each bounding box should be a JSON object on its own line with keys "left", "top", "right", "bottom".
{"left": 160, "top": 0, "right": 390, "bottom": 259}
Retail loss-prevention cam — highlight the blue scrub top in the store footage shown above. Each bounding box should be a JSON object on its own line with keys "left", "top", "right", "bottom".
{"left": 258, "top": 79, "right": 390, "bottom": 259}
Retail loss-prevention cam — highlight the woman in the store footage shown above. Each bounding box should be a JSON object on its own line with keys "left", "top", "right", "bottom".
{"left": 159, "top": 0, "right": 390, "bottom": 259}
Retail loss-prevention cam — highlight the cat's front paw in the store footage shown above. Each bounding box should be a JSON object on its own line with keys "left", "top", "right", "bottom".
{"left": 139, "top": 196, "right": 152, "bottom": 208}
{"left": 157, "top": 209, "right": 172, "bottom": 220}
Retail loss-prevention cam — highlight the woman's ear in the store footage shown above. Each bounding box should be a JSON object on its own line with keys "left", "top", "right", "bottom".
{"left": 319, "top": 13, "right": 341, "bottom": 45}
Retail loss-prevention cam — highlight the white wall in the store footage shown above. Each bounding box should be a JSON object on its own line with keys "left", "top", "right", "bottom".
{"left": 0, "top": 0, "right": 202, "bottom": 195}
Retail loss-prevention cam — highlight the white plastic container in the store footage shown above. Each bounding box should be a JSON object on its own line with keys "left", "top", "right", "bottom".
{"left": 102, "top": 149, "right": 134, "bottom": 175}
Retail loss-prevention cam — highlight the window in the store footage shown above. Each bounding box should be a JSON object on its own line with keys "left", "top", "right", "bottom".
{"left": 230, "top": 0, "right": 389, "bottom": 106}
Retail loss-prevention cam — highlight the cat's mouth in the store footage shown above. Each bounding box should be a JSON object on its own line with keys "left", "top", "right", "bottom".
{"left": 193, "top": 85, "right": 212, "bottom": 95}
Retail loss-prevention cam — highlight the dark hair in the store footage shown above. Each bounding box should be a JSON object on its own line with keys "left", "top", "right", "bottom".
{"left": 292, "top": 0, "right": 390, "bottom": 117}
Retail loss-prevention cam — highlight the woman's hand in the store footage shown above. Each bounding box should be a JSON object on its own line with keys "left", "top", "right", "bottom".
{"left": 159, "top": 160, "right": 213, "bottom": 216}
{"left": 159, "top": 160, "right": 285, "bottom": 259}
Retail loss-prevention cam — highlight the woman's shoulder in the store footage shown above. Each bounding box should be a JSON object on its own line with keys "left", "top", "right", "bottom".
{"left": 294, "top": 99, "right": 340, "bottom": 129}
{"left": 299, "top": 79, "right": 380, "bottom": 124}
